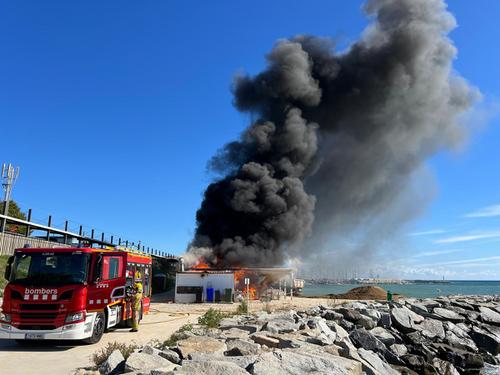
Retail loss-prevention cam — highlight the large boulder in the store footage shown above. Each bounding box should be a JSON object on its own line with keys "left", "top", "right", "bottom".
{"left": 431, "top": 358, "right": 460, "bottom": 375}
{"left": 419, "top": 319, "right": 445, "bottom": 340}
{"left": 401, "top": 354, "right": 426, "bottom": 372}
{"left": 99, "top": 349, "right": 125, "bottom": 375}
{"left": 225, "top": 339, "right": 261, "bottom": 356}
{"left": 450, "top": 300, "right": 476, "bottom": 311}
{"left": 177, "top": 336, "right": 227, "bottom": 359}
{"left": 357, "top": 348, "right": 399, "bottom": 375}
{"left": 432, "top": 343, "right": 484, "bottom": 371}
{"left": 445, "top": 331, "right": 478, "bottom": 353}
{"left": 370, "top": 327, "right": 395, "bottom": 346}
{"left": 262, "top": 319, "right": 298, "bottom": 334}
{"left": 222, "top": 328, "right": 251, "bottom": 340}
{"left": 323, "top": 310, "right": 344, "bottom": 321}
{"left": 305, "top": 332, "right": 334, "bottom": 346}
{"left": 188, "top": 352, "right": 258, "bottom": 370}
{"left": 338, "top": 308, "right": 364, "bottom": 323}
{"left": 150, "top": 363, "right": 181, "bottom": 374}
{"left": 421, "top": 299, "right": 441, "bottom": 309}
{"left": 391, "top": 307, "right": 421, "bottom": 333}
{"left": 378, "top": 312, "right": 392, "bottom": 328}
{"left": 124, "top": 352, "right": 175, "bottom": 373}
{"left": 250, "top": 350, "right": 363, "bottom": 375}
{"left": 356, "top": 315, "right": 377, "bottom": 330}
{"left": 250, "top": 333, "right": 281, "bottom": 348}
{"left": 349, "top": 329, "right": 386, "bottom": 353}
{"left": 158, "top": 349, "right": 181, "bottom": 364}
{"left": 316, "top": 318, "right": 337, "bottom": 341}
{"left": 407, "top": 302, "right": 428, "bottom": 316}
{"left": 362, "top": 309, "right": 382, "bottom": 323}
{"left": 328, "top": 321, "right": 350, "bottom": 341}
{"left": 390, "top": 344, "right": 408, "bottom": 357}
{"left": 219, "top": 317, "right": 259, "bottom": 334}
{"left": 175, "top": 360, "right": 249, "bottom": 375}
{"left": 470, "top": 326, "right": 500, "bottom": 355}
{"left": 433, "top": 308, "right": 465, "bottom": 323}
{"left": 480, "top": 307, "right": 500, "bottom": 327}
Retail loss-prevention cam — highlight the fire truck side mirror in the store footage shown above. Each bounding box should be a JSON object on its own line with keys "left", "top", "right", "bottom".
{"left": 4, "top": 256, "right": 14, "bottom": 281}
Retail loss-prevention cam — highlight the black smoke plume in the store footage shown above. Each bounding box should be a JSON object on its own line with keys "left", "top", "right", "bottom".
{"left": 187, "top": 0, "right": 477, "bottom": 268}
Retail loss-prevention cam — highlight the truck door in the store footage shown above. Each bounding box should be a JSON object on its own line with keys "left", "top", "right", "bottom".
{"left": 87, "top": 253, "right": 126, "bottom": 319}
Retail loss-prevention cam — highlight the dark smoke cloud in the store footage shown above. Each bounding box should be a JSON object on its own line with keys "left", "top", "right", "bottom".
{"left": 188, "top": 0, "right": 478, "bottom": 268}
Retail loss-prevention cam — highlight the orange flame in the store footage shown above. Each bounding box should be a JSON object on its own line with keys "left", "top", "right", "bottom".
{"left": 189, "top": 260, "right": 210, "bottom": 271}
{"left": 234, "top": 269, "right": 259, "bottom": 300}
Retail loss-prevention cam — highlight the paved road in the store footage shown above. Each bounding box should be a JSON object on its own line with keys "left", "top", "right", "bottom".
{"left": 0, "top": 301, "right": 200, "bottom": 375}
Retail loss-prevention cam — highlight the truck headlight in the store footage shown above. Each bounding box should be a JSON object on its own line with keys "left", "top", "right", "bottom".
{"left": 0, "top": 312, "right": 11, "bottom": 323}
{"left": 65, "top": 311, "right": 85, "bottom": 323}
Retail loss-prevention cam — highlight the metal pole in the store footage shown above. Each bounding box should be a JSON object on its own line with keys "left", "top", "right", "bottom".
{"left": 63, "top": 221, "right": 68, "bottom": 244}
{"left": 1, "top": 163, "right": 20, "bottom": 233}
{"left": 246, "top": 281, "right": 250, "bottom": 314}
{"left": 25, "top": 208, "right": 32, "bottom": 237}
{"left": 78, "top": 225, "right": 83, "bottom": 245}
{"left": 46, "top": 215, "right": 52, "bottom": 241}
{"left": 110, "top": 235, "right": 114, "bottom": 245}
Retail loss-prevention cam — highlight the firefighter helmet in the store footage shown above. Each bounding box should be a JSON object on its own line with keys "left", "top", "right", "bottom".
{"left": 135, "top": 271, "right": 142, "bottom": 282}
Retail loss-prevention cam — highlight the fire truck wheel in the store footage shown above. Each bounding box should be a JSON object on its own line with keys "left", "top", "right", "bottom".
{"left": 83, "top": 312, "right": 105, "bottom": 344}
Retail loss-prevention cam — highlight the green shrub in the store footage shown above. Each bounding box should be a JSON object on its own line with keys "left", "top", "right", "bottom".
{"left": 236, "top": 300, "right": 248, "bottom": 314}
{"left": 178, "top": 323, "right": 193, "bottom": 332}
{"left": 161, "top": 323, "right": 194, "bottom": 348}
{"left": 162, "top": 332, "right": 187, "bottom": 348}
{"left": 198, "top": 308, "right": 225, "bottom": 328}
{"left": 92, "top": 341, "right": 138, "bottom": 366}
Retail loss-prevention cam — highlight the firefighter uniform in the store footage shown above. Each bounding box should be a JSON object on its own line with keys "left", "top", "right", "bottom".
{"left": 130, "top": 271, "right": 143, "bottom": 332}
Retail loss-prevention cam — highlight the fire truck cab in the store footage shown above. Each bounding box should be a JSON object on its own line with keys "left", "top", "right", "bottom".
{"left": 0, "top": 246, "right": 152, "bottom": 343}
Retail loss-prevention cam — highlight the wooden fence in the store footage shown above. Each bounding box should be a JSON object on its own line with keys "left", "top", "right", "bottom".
{"left": 0, "top": 232, "right": 70, "bottom": 256}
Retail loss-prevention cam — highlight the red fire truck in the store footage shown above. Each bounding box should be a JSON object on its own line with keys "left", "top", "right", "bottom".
{"left": 0, "top": 246, "right": 152, "bottom": 343}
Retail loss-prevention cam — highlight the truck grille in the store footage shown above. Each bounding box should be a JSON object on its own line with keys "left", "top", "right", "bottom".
{"left": 19, "top": 312, "right": 58, "bottom": 320}
{"left": 20, "top": 304, "right": 59, "bottom": 311}
{"left": 18, "top": 325, "right": 57, "bottom": 330}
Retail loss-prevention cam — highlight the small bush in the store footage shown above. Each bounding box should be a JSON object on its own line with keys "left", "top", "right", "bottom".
{"left": 178, "top": 323, "right": 193, "bottom": 332}
{"left": 198, "top": 308, "right": 225, "bottom": 328}
{"left": 236, "top": 300, "right": 248, "bottom": 315}
{"left": 92, "top": 341, "right": 138, "bottom": 366}
{"left": 162, "top": 332, "right": 187, "bottom": 348}
{"left": 161, "top": 323, "right": 194, "bottom": 348}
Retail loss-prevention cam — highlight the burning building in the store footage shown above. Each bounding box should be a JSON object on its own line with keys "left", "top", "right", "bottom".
{"left": 174, "top": 259, "right": 300, "bottom": 303}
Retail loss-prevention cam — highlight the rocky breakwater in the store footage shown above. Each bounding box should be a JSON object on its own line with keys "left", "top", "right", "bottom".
{"left": 79, "top": 296, "right": 500, "bottom": 375}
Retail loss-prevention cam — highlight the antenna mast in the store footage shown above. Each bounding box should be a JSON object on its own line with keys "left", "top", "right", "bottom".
{"left": 1, "top": 163, "right": 20, "bottom": 233}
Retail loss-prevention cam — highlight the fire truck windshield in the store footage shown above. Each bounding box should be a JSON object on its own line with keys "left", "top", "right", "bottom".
{"left": 10, "top": 252, "right": 91, "bottom": 286}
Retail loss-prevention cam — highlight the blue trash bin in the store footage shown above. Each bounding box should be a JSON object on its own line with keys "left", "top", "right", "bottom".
{"left": 206, "top": 287, "right": 215, "bottom": 302}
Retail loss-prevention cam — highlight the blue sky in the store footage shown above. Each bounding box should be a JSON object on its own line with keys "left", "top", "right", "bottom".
{"left": 1, "top": 1, "right": 499, "bottom": 279}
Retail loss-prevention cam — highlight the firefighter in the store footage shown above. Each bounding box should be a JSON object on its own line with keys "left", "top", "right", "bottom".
{"left": 130, "top": 270, "right": 143, "bottom": 332}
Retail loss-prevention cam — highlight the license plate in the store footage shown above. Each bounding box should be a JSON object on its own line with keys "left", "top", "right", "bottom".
{"left": 25, "top": 333, "right": 44, "bottom": 340}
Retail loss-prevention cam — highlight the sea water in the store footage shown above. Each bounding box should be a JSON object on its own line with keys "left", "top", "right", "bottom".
{"left": 302, "top": 280, "right": 500, "bottom": 299}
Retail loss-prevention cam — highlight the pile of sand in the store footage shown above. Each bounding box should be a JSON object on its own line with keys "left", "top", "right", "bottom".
{"left": 329, "top": 286, "right": 390, "bottom": 300}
